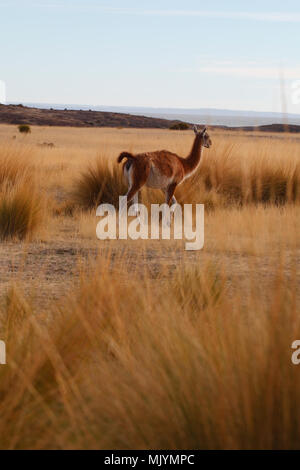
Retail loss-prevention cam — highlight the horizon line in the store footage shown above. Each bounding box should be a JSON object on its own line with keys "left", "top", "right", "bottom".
{"left": 5, "top": 101, "right": 300, "bottom": 118}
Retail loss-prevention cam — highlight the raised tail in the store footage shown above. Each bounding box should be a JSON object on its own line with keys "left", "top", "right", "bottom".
{"left": 117, "top": 152, "right": 135, "bottom": 164}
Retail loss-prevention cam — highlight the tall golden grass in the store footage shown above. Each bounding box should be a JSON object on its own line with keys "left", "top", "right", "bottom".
{"left": 0, "top": 126, "right": 299, "bottom": 449}
{"left": 2, "top": 125, "right": 299, "bottom": 209}
{"left": 70, "top": 135, "right": 300, "bottom": 210}
{"left": 72, "top": 159, "right": 126, "bottom": 209}
{"left": 0, "top": 259, "right": 299, "bottom": 449}
{"left": 0, "top": 147, "right": 44, "bottom": 240}
{"left": 177, "top": 138, "right": 300, "bottom": 207}
{"left": 0, "top": 183, "right": 43, "bottom": 240}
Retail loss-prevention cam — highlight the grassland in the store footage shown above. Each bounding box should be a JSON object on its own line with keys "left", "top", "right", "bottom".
{"left": 0, "top": 124, "right": 299, "bottom": 449}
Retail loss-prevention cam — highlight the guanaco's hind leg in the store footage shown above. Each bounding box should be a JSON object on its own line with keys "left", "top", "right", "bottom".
{"left": 120, "top": 161, "right": 150, "bottom": 214}
{"left": 161, "top": 183, "right": 178, "bottom": 227}
{"left": 165, "top": 183, "right": 177, "bottom": 206}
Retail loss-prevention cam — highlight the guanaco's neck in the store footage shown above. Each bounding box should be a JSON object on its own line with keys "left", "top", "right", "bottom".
{"left": 182, "top": 133, "right": 203, "bottom": 176}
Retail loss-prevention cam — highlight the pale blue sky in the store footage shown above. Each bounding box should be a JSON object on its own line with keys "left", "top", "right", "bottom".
{"left": 1, "top": 0, "right": 300, "bottom": 113}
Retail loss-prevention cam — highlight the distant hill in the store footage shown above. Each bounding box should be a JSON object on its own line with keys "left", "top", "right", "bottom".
{"left": 12, "top": 102, "right": 300, "bottom": 128}
{"left": 0, "top": 104, "right": 185, "bottom": 129}
{"left": 1, "top": 103, "right": 300, "bottom": 133}
{"left": 236, "top": 123, "right": 300, "bottom": 133}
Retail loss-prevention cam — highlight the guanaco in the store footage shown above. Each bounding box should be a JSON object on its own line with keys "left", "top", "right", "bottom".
{"left": 118, "top": 125, "right": 212, "bottom": 210}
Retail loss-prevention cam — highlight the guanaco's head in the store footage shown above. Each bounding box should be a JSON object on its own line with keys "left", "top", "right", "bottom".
{"left": 193, "top": 125, "right": 212, "bottom": 148}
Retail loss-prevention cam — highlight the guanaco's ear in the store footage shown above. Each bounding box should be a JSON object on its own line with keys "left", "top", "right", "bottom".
{"left": 201, "top": 127, "right": 207, "bottom": 135}
{"left": 193, "top": 125, "right": 198, "bottom": 134}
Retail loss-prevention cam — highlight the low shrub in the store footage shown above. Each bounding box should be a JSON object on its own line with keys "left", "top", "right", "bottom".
{"left": 169, "top": 122, "right": 190, "bottom": 130}
{"left": 18, "top": 124, "right": 31, "bottom": 135}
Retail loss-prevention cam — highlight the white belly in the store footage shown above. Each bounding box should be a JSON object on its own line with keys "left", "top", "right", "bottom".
{"left": 146, "top": 164, "right": 172, "bottom": 189}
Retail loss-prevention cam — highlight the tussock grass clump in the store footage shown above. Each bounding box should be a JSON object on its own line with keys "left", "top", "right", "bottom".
{"left": 73, "top": 158, "right": 127, "bottom": 209}
{"left": 0, "top": 147, "right": 29, "bottom": 187}
{"left": 0, "top": 183, "right": 43, "bottom": 240}
{"left": 0, "top": 147, "right": 44, "bottom": 240}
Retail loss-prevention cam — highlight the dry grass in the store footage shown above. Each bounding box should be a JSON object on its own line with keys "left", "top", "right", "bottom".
{"left": 177, "top": 138, "right": 300, "bottom": 207}
{"left": 0, "top": 124, "right": 299, "bottom": 449}
{"left": 72, "top": 158, "right": 126, "bottom": 209}
{"left": 0, "top": 147, "right": 45, "bottom": 240}
{"left": 0, "top": 260, "right": 299, "bottom": 449}
{"left": 0, "top": 182, "right": 44, "bottom": 240}
{"left": 66, "top": 128, "right": 300, "bottom": 210}
{"left": 0, "top": 145, "right": 29, "bottom": 187}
